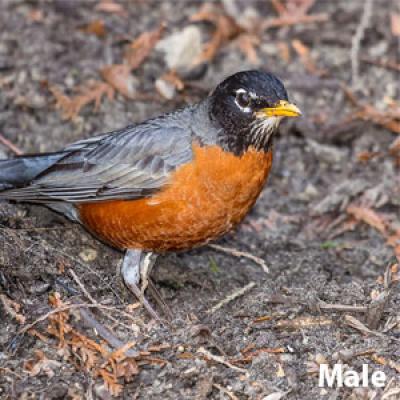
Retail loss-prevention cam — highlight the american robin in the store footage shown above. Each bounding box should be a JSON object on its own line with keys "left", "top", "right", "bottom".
{"left": 0, "top": 70, "right": 301, "bottom": 318}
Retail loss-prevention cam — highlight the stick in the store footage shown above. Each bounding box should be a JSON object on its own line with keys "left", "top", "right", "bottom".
{"left": 262, "top": 14, "right": 328, "bottom": 30}
{"left": 351, "top": 0, "right": 374, "bottom": 89}
{"left": 69, "top": 269, "right": 136, "bottom": 330}
{"left": 17, "top": 303, "right": 131, "bottom": 336}
{"left": 360, "top": 56, "right": 400, "bottom": 73}
{"left": 209, "top": 244, "right": 269, "bottom": 273}
{"left": 0, "top": 133, "right": 23, "bottom": 155}
{"left": 197, "top": 346, "right": 247, "bottom": 374}
{"left": 207, "top": 282, "right": 256, "bottom": 314}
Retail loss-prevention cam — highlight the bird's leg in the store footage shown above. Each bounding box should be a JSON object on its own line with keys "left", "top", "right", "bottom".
{"left": 121, "top": 249, "right": 161, "bottom": 321}
{"left": 139, "top": 252, "right": 158, "bottom": 297}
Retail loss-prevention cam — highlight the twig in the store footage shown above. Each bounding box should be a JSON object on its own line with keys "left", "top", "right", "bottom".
{"left": 17, "top": 303, "right": 133, "bottom": 336}
{"left": 360, "top": 56, "right": 400, "bottom": 73}
{"left": 197, "top": 346, "right": 248, "bottom": 374}
{"left": 213, "top": 384, "right": 240, "bottom": 400}
{"left": 318, "top": 302, "right": 368, "bottom": 313}
{"left": 262, "top": 14, "right": 328, "bottom": 31}
{"left": 77, "top": 307, "right": 139, "bottom": 358}
{"left": 207, "top": 282, "right": 256, "bottom": 314}
{"left": 344, "top": 315, "right": 400, "bottom": 342}
{"left": 69, "top": 269, "right": 98, "bottom": 305}
{"left": 68, "top": 269, "right": 136, "bottom": 330}
{"left": 351, "top": 0, "right": 374, "bottom": 89}
{"left": 0, "top": 132, "right": 23, "bottom": 155}
{"left": 208, "top": 244, "right": 269, "bottom": 273}
{"left": 45, "top": 244, "right": 122, "bottom": 302}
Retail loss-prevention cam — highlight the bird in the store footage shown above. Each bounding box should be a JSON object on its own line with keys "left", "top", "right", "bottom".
{"left": 0, "top": 70, "right": 301, "bottom": 319}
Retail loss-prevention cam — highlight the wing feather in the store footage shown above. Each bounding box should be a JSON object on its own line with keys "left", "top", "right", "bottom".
{"left": 1, "top": 111, "right": 194, "bottom": 203}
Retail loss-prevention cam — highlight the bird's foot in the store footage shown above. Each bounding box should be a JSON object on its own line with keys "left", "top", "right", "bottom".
{"left": 121, "top": 249, "right": 163, "bottom": 322}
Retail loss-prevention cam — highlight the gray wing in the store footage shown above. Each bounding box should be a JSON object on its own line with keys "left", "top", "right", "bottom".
{"left": 0, "top": 114, "right": 194, "bottom": 203}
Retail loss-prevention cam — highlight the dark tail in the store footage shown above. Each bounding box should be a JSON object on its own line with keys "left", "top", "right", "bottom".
{"left": 0, "top": 153, "right": 64, "bottom": 191}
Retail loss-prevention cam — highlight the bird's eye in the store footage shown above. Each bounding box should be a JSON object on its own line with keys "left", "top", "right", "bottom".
{"left": 235, "top": 90, "right": 252, "bottom": 109}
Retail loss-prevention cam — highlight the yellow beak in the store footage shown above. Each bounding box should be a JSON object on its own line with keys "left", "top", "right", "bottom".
{"left": 257, "top": 100, "right": 302, "bottom": 118}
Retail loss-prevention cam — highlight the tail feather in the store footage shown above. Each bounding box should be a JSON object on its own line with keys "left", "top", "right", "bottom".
{"left": 0, "top": 153, "right": 65, "bottom": 192}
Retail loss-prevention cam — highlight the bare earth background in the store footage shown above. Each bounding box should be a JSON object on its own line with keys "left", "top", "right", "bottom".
{"left": 0, "top": 0, "right": 400, "bottom": 399}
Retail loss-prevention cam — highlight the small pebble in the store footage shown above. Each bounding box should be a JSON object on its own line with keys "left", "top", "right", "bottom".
{"left": 79, "top": 248, "right": 97, "bottom": 262}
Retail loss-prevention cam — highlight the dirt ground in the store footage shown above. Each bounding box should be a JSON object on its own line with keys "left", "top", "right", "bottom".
{"left": 1, "top": 0, "right": 400, "bottom": 399}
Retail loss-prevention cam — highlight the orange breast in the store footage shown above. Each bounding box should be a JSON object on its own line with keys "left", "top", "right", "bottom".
{"left": 78, "top": 145, "right": 273, "bottom": 252}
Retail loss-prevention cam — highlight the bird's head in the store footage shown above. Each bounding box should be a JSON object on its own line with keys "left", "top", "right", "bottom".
{"left": 210, "top": 70, "right": 301, "bottom": 155}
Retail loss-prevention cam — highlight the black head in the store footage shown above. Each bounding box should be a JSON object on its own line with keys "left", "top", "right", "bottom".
{"left": 209, "top": 70, "right": 301, "bottom": 155}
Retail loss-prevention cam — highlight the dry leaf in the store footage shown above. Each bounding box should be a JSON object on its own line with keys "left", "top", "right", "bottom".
{"left": 100, "top": 64, "right": 136, "bottom": 99}
{"left": 292, "top": 39, "right": 326, "bottom": 76}
{"left": 190, "top": 4, "right": 242, "bottom": 65}
{"left": 389, "top": 136, "right": 400, "bottom": 156}
{"left": 277, "top": 41, "right": 291, "bottom": 63}
{"left": 161, "top": 71, "right": 184, "bottom": 91}
{"left": 81, "top": 20, "right": 106, "bottom": 38}
{"left": 357, "top": 151, "right": 381, "bottom": 162}
{"left": 0, "top": 294, "right": 26, "bottom": 324}
{"left": 24, "top": 350, "right": 62, "bottom": 378}
{"left": 99, "top": 24, "right": 163, "bottom": 99}
{"left": 125, "top": 24, "right": 165, "bottom": 70}
{"left": 235, "top": 33, "right": 260, "bottom": 64}
{"left": 271, "top": 0, "right": 287, "bottom": 16}
{"left": 287, "top": 0, "right": 317, "bottom": 16}
{"left": 371, "top": 354, "right": 400, "bottom": 373}
{"left": 95, "top": 0, "right": 126, "bottom": 16}
{"left": 98, "top": 369, "right": 124, "bottom": 396}
{"left": 50, "top": 80, "right": 114, "bottom": 120}
{"left": 355, "top": 104, "right": 400, "bottom": 134}
{"left": 28, "top": 9, "right": 44, "bottom": 22}
{"left": 263, "top": 0, "right": 327, "bottom": 30}
{"left": 391, "top": 13, "right": 400, "bottom": 37}
{"left": 346, "top": 204, "right": 387, "bottom": 235}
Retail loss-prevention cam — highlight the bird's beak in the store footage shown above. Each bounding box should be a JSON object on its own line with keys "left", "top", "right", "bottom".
{"left": 257, "top": 100, "right": 302, "bottom": 118}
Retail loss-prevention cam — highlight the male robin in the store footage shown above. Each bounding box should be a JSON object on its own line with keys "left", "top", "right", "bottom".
{"left": 0, "top": 70, "right": 301, "bottom": 318}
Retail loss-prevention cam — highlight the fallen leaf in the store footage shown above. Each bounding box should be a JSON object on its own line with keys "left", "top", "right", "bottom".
{"left": 28, "top": 9, "right": 44, "bottom": 22}
{"left": 100, "top": 64, "right": 136, "bottom": 98}
{"left": 292, "top": 39, "right": 326, "bottom": 76}
{"left": 346, "top": 204, "right": 387, "bottom": 235}
{"left": 81, "top": 19, "right": 107, "bottom": 38}
{"left": 355, "top": 104, "right": 400, "bottom": 134}
{"left": 190, "top": 3, "right": 242, "bottom": 65}
{"left": 389, "top": 136, "right": 400, "bottom": 156}
{"left": 371, "top": 354, "right": 400, "bottom": 373}
{"left": 161, "top": 71, "right": 184, "bottom": 91}
{"left": 0, "top": 294, "right": 25, "bottom": 324}
{"left": 271, "top": 0, "right": 287, "bottom": 16}
{"left": 235, "top": 33, "right": 260, "bottom": 64}
{"left": 357, "top": 151, "right": 381, "bottom": 162}
{"left": 263, "top": 0, "right": 326, "bottom": 31}
{"left": 391, "top": 13, "right": 400, "bottom": 37}
{"left": 50, "top": 80, "right": 114, "bottom": 120}
{"left": 95, "top": 0, "right": 126, "bottom": 16}
{"left": 24, "top": 350, "right": 62, "bottom": 378}
{"left": 125, "top": 24, "right": 165, "bottom": 70}
{"left": 277, "top": 41, "right": 291, "bottom": 63}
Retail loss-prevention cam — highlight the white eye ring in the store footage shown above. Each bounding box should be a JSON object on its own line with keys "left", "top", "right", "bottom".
{"left": 235, "top": 88, "right": 252, "bottom": 113}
